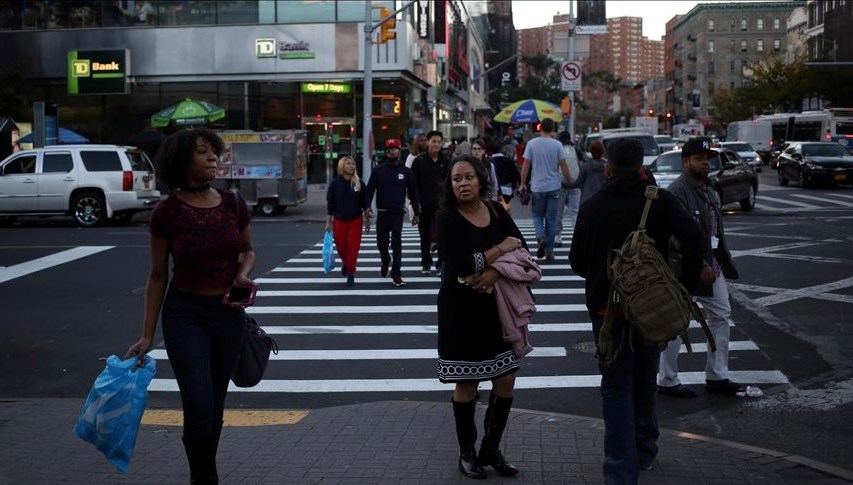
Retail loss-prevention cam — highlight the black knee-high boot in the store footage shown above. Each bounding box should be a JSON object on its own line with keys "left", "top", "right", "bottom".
{"left": 478, "top": 392, "right": 519, "bottom": 476}
{"left": 182, "top": 436, "right": 219, "bottom": 485}
{"left": 451, "top": 398, "right": 486, "bottom": 479}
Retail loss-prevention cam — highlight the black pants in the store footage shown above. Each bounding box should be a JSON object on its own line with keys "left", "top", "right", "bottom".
{"left": 418, "top": 206, "right": 438, "bottom": 269}
{"left": 376, "top": 209, "right": 404, "bottom": 277}
{"left": 162, "top": 288, "right": 246, "bottom": 440}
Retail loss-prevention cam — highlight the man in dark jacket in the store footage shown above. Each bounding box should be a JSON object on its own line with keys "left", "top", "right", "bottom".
{"left": 365, "top": 139, "right": 420, "bottom": 287}
{"left": 657, "top": 138, "right": 745, "bottom": 398}
{"left": 410, "top": 130, "right": 449, "bottom": 275}
{"left": 569, "top": 138, "right": 702, "bottom": 484}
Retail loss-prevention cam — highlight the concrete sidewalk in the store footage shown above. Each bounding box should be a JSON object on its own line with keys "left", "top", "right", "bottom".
{"left": 1, "top": 398, "right": 851, "bottom": 484}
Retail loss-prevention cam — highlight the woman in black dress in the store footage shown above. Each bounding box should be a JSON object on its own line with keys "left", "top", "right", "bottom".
{"left": 436, "top": 155, "right": 527, "bottom": 479}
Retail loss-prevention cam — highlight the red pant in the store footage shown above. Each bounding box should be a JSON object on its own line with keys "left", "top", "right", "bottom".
{"left": 333, "top": 216, "right": 364, "bottom": 276}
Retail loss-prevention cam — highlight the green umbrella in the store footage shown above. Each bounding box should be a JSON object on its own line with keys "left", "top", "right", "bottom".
{"left": 150, "top": 98, "right": 225, "bottom": 128}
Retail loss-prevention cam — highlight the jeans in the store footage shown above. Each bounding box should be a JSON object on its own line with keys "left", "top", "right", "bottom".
{"left": 162, "top": 288, "right": 246, "bottom": 440}
{"left": 658, "top": 274, "right": 733, "bottom": 386}
{"left": 531, "top": 189, "right": 561, "bottom": 254}
{"left": 333, "top": 216, "right": 363, "bottom": 276}
{"left": 557, "top": 187, "right": 581, "bottom": 236}
{"left": 593, "top": 314, "right": 661, "bottom": 485}
{"left": 376, "top": 209, "right": 404, "bottom": 277}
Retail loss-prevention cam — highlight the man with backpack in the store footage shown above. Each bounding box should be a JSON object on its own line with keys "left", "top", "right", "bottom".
{"left": 657, "top": 138, "right": 745, "bottom": 398}
{"left": 569, "top": 138, "right": 703, "bottom": 483}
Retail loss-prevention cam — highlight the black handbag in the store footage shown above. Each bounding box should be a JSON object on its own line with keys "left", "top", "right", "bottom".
{"left": 231, "top": 315, "right": 278, "bottom": 388}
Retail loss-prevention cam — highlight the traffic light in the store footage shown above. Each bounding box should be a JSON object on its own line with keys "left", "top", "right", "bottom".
{"left": 647, "top": 108, "right": 655, "bottom": 116}
{"left": 380, "top": 96, "right": 401, "bottom": 117}
{"left": 379, "top": 7, "right": 396, "bottom": 43}
{"left": 561, "top": 97, "right": 571, "bottom": 115}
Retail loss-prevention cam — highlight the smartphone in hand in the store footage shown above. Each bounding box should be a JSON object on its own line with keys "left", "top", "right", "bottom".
{"left": 222, "top": 285, "right": 257, "bottom": 306}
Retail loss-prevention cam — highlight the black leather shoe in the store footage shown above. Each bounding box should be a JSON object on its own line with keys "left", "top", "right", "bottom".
{"left": 657, "top": 384, "right": 698, "bottom": 398}
{"left": 458, "top": 449, "right": 487, "bottom": 479}
{"left": 479, "top": 449, "right": 519, "bottom": 476}
{"left": 706, "top": 378, "right": 745, "bottom": 395}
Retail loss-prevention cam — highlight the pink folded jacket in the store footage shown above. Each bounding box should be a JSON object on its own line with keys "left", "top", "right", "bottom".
{"left": 491, "top": 248, "right": 542, "bottom": 358}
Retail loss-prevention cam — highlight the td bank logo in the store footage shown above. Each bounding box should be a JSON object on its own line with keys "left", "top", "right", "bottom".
{"left": 72, "top": 60, "right": 90, "bottom": 78}
{"left": 256, "top": 38, "right": 276, "bottom": 58}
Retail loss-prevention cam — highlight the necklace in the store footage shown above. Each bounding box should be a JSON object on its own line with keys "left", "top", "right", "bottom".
{"left": 180, "top": 183, "right": 211, "bottom": 193}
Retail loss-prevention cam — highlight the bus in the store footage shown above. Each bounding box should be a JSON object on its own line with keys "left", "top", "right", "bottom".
{"left": 758, "top": 109, "right": 853, "bottom": 146}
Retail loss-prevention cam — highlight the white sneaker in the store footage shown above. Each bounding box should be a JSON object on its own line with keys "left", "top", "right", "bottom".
{"left": 554, "top": 233, "right": 563, "bottom": 247}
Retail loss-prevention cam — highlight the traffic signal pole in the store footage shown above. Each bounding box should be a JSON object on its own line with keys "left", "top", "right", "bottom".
{"left": 362, "top": 0, "right": 416, "bottom": 185}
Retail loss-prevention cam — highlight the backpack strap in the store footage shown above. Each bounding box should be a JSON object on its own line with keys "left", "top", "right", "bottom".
{"left": 691, "top": 300, "right": 717, "bottom": 352}
{"left": 637, "top": 185, "right": 659, "bottom": 231}
{"left": 596, "top": 288, "right": 620, "bottom": 367}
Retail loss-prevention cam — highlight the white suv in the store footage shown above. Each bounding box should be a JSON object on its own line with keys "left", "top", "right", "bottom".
{"left": 0, "top": 144, "right": 160, "bottom": 227}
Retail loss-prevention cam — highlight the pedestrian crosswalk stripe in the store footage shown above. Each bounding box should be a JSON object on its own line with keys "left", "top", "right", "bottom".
{"left": 148, "top": 346, "right": 569, "bottom": 361}
{"left": 790, "top": 193, "right": 853, "bottom": 208}
{"left": 756, "top": 195, "right": 820, "bottom": 209}
{"left": 246, "top": 304, "right": 589, "bottom": 314}
{"left": 257, "top": 287, "right": 586, "bottom": 297}
{"left": 147, "top": 370, "right": 788, "bottom": 394}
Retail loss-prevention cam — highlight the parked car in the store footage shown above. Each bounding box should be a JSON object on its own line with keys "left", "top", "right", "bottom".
{"left": 654, "top": 135, "right": 676, "bottom": 153}
{"left": 0, "top": 144, "right": 160, "bottom": 227}
{"left": 601, "top": 131, "right": 661, "bottom": 166}
{"left": 829, "top": 135, "right": 853, "bottom": 155}
{"left": 649, "top": 148, "right": 758, "bottom": 210}
{"left": 776, "top": 141, "right": 853, "bottom": 188}
{"left": 720, "top": 141, "right": 762, "bottom": 172}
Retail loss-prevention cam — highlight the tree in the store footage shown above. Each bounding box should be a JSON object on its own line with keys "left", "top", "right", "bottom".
{"left": 503, "top": 54, "right": 564, "bottom": 104}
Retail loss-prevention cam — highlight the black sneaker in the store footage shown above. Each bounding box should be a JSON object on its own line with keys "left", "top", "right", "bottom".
{"left": 536, "top": 236, "right": 547, "bottom": 259}
{"left": 705, "top": 379, "right": 745, "bottom": 396}
{"left": 346, "top": 275, "right": 355, "bottom": 287}
{"left": 380, "top": 261, "right": 389, "bottom": 278}
{"left": 657, "top": 384, "right": 698, "bottom": 399}
{"left": 392, "top": 275, "right": 406, "bottom": 287}
{"left": 421, "top": 265, "right": 431, "bottom": 275}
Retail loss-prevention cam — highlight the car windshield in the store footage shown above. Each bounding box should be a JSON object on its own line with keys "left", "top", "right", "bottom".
{"left": 650, "top": 152, "right": 682, "bottom": 173}
{"left": 724, "top": 143, "right": 754, "bottom": 152}
{"left": 802, "top": 143, "right": 848, "bottom": 157}
{"left": 654, "top": 136, "right": 673, "bottom": 143}
{"left": 603, "top": 136, "right": 660, "bottom": 157}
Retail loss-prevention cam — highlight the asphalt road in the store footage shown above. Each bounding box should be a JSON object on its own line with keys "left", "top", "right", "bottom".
{"left": 1, "top": 169, "right": 851, "bottom": 470}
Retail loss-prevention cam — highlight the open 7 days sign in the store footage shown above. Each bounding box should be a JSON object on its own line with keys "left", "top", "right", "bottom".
{"left": 67, "top": 49, "right": 129, "bottom": 95}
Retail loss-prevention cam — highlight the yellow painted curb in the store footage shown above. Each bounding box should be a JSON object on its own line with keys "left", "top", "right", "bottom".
{"left": 142, "top": 409, "right": 309, "bottom": 427}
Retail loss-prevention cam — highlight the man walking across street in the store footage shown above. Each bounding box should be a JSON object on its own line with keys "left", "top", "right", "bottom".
{"left": 410, "top": 130, "right": 449, "bottom": 275}
{"left": 657, "top": 137, "right": 745, "bottom": 398}
{"left": 365, "top": 139, "right": 420, "bottom": 287}
{"left": 556, "top": 131, "right": 581, "bottom": 247}
{"left": 519, "top": 118, "right": 570, "bottom": 261}
{"left": 570, "top": 138, "right": 703, "bottom": 483}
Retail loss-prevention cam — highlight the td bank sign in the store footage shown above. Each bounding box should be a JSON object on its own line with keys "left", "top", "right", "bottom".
{"left": 256, "top": 38, "right": 315, "bottom": 60}
{"left": 67, "top": 49, "right": 129, "bottom": 95}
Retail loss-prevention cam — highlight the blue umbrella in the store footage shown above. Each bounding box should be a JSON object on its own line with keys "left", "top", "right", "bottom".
{"left": 19, "top": 127, "right": 90, "bottom": 144}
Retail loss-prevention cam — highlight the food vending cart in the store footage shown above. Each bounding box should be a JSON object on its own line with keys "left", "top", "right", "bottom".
{"left": 213, "top": 130, "right": 308, "bottom": 216}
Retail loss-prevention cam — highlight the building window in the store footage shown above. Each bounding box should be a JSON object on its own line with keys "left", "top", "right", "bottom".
{"left": 730, "top": 59, "right": 736, "bottom": 73}
{"left": 741, "top": 18, "right": 748, "bottom": 31}
{"left": 773, "top": 18, "right": 781, "bottom": 30}
{"left": 757, "top": 18, "right": 764, "bottom": 31}
{"left": 774, "top": 39, "right": 782, "bottom": 51}
{"left": 708, "top": 19, "right": 715, "bottom": 31}
{"left": 731, "top": 81, "right": 736, "bottom": 89}
{"left": 708, "top": 40, "right": 715, "bottom": 52}
{"left": 708, "top": 61, "right": 715, "bottom": 74}
{"left": 708, "top": 82, "right": 715, "bottom": 97}
{"left": 730, "top": 17, "right": 736, "bottom": 32}
{"left": 757, "top": 39, "right": 764, "bottom": 52}
{"left": 741, "top": 39, "right": 748, "bottom": 52}
{"left": 730, "top": 39, "right": 735, "bottom": 51}
{"left": 276, "top": 0, "right": 335, "bottom": 23}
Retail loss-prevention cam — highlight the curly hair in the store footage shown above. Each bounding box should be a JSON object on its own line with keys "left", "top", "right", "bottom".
{"left": 155, "top": 128, "right": 224, "bottom": 191}
{"left": 440, "top": 155, "right": 492, "bottom": 210}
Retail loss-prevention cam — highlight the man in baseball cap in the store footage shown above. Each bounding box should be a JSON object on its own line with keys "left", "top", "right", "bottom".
{"left": 385, "top": 138, "right": 401, "bottom": 150}
{"left": 658, "top": 135, "right": 745, "bottom": 399}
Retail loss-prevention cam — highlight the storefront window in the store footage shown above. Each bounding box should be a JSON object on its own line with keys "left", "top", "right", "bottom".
{"left": 216, "top": 1, "right": 275, "bottom": 25}
{"left": 336, "top": 1, "right": 394, "bottom": 22}
{"left": 157, "top": 1, "right": 216, "bottom": 26}
{"left": 276, "top": 0, "right": 334, "bottom": 23}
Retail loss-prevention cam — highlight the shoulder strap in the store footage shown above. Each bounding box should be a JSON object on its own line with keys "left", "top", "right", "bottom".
{"left": 637, "top": 185, "right": 659, "bottom": 231}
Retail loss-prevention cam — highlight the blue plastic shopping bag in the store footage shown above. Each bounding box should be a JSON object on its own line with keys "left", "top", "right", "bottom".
{"left": 73, "top": 355, "right": 156, "bottom": 474}
{"left": 322, "top": 230, "right": 336, "bottom": 273}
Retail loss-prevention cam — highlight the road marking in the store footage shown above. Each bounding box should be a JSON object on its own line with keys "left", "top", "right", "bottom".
{"left": 731, "top": 283, "right": 853, "bottom": 305}
{"left": 257, "top": 287, "right": 584, "bottom": 297}
{"left": 0, "top": 246, "right": 114, "bottom": 284}
{"left": 147, "top": 370, "right": 788, "bottom": 393}
{"left": 141, "top": 409, "right": 309, "bottom": 427}
{"left": 790, "top": 193, "right": 853, "bottom": 207}
{"left": 256, "top": 275, "right": 582, "bottom": 283}
{"left": 756, "top": 195, "right": 820, "bottom": 209}
{"left": 148, "top": 346, "right": 569, "bottom": 361}
{"left": 730, "top": 241, "right": 842, "bottom": 263}
{"left": 751, "top": 276, "right": 853, "bottom": 306}
{"left": 246, "top": 303, "right": 588, "bottom": 314}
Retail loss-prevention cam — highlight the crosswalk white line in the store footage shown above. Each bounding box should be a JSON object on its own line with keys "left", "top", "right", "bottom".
{"left": 257, "top": 288, "right": 585, "bottom": 297}
{"left": 256, "top": 275, "right": 582, "bottom": 283}
{"left": 148, "top": 370, "right": 789, "bottom": 393}
{"left": 246, "top": 304, "right": 589, "bottom": 314}
{"left": 790, "top": 193, "right": 853, "bottom": 207}
{"left": 756, "top": 195, "right": 820, "bottom": 209}
{"left": 0, "top": 246, "right": 114, "bottom": 284}
{"left": 268, "top": 266, "right": 576, "bottom": 274}
{"left": 148, "top": 347, "right": 568, "bottom": 361}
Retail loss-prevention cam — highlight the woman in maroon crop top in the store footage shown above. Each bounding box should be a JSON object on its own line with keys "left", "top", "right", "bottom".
{"left": 125, "top": 128, "right": 255, "bottom": 484}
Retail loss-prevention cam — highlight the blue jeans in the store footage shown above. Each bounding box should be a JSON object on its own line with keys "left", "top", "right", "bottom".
{"left": 592, "top": 314, "right": 661, "bottom": 485}
{"left": 531, "top": 189, "right": 561, "bottom": 254}
{"left": 162, "top": 288, "right": 246, "bottom": 440}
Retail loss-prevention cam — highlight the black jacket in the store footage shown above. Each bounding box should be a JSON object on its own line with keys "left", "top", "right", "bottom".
{"left": 569, "top": 174, "right": 703, "bottom": 315}
{"left": 365, "top": 161, "right": 420, "bottom": 214}
{"left": 326, "top": 176, "right": 368, "bottom": 220}
{"left": 666, "top": 173, "right": 738, "bottom": 296}
{"left": 410, "top": 152, "right": 450, "bottom": 209}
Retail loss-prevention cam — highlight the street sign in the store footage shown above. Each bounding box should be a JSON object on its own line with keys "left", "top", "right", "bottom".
{"left": 561, "top": 61, "right": 582, "bottom": 92}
